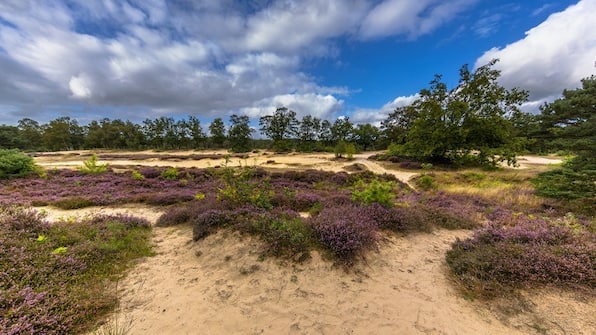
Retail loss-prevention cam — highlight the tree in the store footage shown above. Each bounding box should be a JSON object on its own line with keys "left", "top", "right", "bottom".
{"left": 330, "top": 117, "right": 354, "bottom": 143}
{"left": 319, "top": 119, "right": 333, "bottom": 146}
{"left": 396, "top": 59, "right": 528, "bottom": 166}
{"left": 228, "top": 114, "right": 252, "bottom": 153}
{"left": 533, "top": 75, "right": 596, "bottom": 210}
{"left": 297, "top": 114, "right": 321, "bottom": 152}
{"left": 259, "top": 107, "right": 299, "bottom": 151}
{"left": 42, "top": 117, "right": 84, "bottom": 151}
{"left": 185, "top": 115, "right": 206, "bottom": 149}
{"left": 17, "top": 118, "right": 42, "bottom": 150}
{"left": 380, "top": 105, "right": 418, "bottom": 146}
{"left": 209, "top": 118, "right": 226, "bottom": 148}
{"left": 0, "top": 125, "right": 22, "bottom": 149}
{"left": 354, "top": 123, "right": 380, "bottom": 151}
{"left": 539, "top": 75, "right": 596, "bottom": 160}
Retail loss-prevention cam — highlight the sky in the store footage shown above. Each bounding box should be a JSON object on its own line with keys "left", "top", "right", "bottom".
{"left": 0, "top": 0, "right": 595, "bottom": 127}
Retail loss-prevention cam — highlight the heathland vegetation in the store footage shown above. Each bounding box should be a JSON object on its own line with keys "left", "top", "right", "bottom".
{"left": 0, "top": 61, "right": 594, "bottom": 334}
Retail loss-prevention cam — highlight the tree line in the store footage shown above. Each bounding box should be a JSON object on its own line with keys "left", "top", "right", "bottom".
{"left": 1, "top": 59, "right": 593, "bottom": 169}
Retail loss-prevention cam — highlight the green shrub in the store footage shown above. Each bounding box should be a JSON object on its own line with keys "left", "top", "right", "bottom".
{"left": 416, "top": 174, "right": 436, "bottom": 190}
{"left": 131, "top": 170, "right": 145, "bottom": 180}
{"left": 352, "top": 179, "right": 395, "bottom": 207}
{"left": 334, "top": 141, "right": 355, "bottom": 159}
{"left": 52, "top": 197, "right": 95, "bottom": 209}
{"left": 0, "top": 149, "right": 36, "bottom": 179}
{"left": 217, "top": 158, "right": 272, "bottom": 209}
{"left": 78, "top": 154, "right": 109, "bottom": 174}
{"left": 161, "top": 167, "right": 178, "bottom": 180}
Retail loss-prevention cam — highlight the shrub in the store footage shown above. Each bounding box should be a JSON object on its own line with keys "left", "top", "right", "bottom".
{"left": 251, "top": 211, "right": 312, "bottom": 260}
{"left": 0, "top": 149, "right": 36, "bottom": 179}
{"left": 217, "top": 159, "right": 272, "bottom": 209}
{"left": 161, "top": 167, "right": 178, "bottom": 180}
{"left": 446, "top": 213, "right": 595, "bottom": 298}
{"left": 0, "top": 206, "right": 152, "bottom": 334}
{"left": 131, "top": 170, "right": 145, "bottom": 180}
{"left": 192, "top": 209, "right": 233, "bottom": 240}
{"left": 310, "top": 205, "right": 379, "bottom": 265}
{"left": 52, "top": 197, "right": 95, "bottom": 209}
{"left": 416, "top": 174, "right": 436, "bottom": 190}
{"left": 352, "top": 179, "right": 395, "bottom": 207}
{"left": 78, "top": 154, "right": 109, "bottom": 175}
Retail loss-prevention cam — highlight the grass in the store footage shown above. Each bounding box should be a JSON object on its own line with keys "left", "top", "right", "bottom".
{"left": 0, "top": 207, "right": 153, "bottom": 334}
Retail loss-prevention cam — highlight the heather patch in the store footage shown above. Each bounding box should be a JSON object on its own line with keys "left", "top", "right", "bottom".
{"left": 446, "top": 212, "right": 595, "bottom": 298}
{"left": 0, "top": 207, "right": 153, "bottom": 334}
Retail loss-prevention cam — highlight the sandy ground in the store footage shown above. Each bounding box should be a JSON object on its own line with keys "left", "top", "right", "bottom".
{"left": 32, "top": 150, "right": 593, "bottom": 335}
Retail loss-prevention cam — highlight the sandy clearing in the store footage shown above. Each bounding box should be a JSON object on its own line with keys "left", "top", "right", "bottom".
{"left": 106, "top": 227, "right": 521, "bottom": 335}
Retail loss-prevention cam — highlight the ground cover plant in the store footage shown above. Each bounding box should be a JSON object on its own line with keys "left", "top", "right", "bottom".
{"left": 0, "top": 206, "right": 153, "bottom": 334}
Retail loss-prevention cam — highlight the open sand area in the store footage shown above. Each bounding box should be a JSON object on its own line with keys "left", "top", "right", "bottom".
{"left": 32, "top": 150, "right": 593, "bottom": 335}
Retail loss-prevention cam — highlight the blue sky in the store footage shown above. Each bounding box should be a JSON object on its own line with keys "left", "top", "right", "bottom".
{"left": 0, "top": 0, "right": 595, "bottom": 127}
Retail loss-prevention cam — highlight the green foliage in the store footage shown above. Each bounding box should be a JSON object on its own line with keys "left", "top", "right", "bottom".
{"left": 352, "top": 179, "right": 395, "bottom": 207}
{"left": 0, "top": 207, "right": 153, "bottom": 334}
{"left": 252, "top": 215, "right": 312, "bottom": 260}
{"left": 228, "top": 114, "right": 253, "bottom": 153}
{"left": 259, "top": 107, "right": 299, "bottom": 151}
{"left": 161, "top": 167, "right": 178, "bottom": 180}
{"left": 131, "top": 170, "right": 145, "bottom": 180}
{"left": 334, "top": 141, "right": 355, "bottom": 159}
{"left": 79, "top": 154, "right": 109, "bottom": 174}
{"left": 397, "top": 59, "right": 528, "bottom": 167}
{"left": 416, "top": 174, "right": 436, "bottom": 190}
{"left": 0, "top": 149, "right": 37, "bottom": 179}
{"left": 208, "top": 118, "right": 227, "bottom": 148}
{"left": 217, "top": 157, "right": 272, "bottom": 209}
{"left": 52, "top": 197, "right": 96, "bottom": 209}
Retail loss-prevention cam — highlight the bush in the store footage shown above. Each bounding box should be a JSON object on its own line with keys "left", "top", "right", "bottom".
{"left": 78, "top": 154, "right": 109, "bottom": 174}
{"left": 310, "top": 205, "right": 379, "bottom": 265}
{"left": 446, "top": 213, "right": 595, "bottom": 298}
{"left": 161, "top": 167, "right": 179, "bottom": 180}
{"left": 416, "top": 174, "right": 436, "bottom": 190}
{"left": 0, "top": 206, "right": 152, "bottom": 334}
{"left": 251, "top": 211, "right": 312, "bottom": 260}
{"left": 0, "top": 149, "right": 36, "bottom": 179}
{"left": 352, "top": 179, "right": 395, "bottom": 207}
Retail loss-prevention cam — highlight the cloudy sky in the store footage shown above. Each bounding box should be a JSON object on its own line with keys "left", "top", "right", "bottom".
{"left": 0, "top": 0, "right": 594, "bottom": 126}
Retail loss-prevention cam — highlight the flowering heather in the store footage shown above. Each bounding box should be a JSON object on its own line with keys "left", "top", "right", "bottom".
{"left": 446, "top": 212, "right": 596, "bottom": 297}
{"left": 0, "top": 206, "right": 153, "bottom": 334}
{"left": 309, "top": 205, "right": 379, "bottom": 265}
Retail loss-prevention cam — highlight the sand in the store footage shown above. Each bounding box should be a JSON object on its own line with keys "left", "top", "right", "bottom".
{"left": 33, "top": 151, "right": 593, "bottom": 335}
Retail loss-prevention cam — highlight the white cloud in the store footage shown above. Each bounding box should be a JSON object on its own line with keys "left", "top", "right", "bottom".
{"left": 360, "top": 0, "right": 476, "bottom": 39}
{"left": 351, "top": 94, "right": 419, "bottom": 125}
{"left": 476, "top": 0, "right": 596, "bottom": 105}
{"left": 240, "top": 94, "right": 344, "bottom": 120}
{"left": 69, "top": 74, "right": 92, "bottom": 99}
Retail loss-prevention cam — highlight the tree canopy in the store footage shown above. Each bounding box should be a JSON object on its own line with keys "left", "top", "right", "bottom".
{"left": 395, "top": 59, "right": 528, "bottom": 166}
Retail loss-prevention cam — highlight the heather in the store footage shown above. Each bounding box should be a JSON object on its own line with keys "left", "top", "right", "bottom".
{"left": 446, "top": 212, "right": 595, "bottom": 298}
{"left": 0, "top": 206, "right": 153, "bottom": 334}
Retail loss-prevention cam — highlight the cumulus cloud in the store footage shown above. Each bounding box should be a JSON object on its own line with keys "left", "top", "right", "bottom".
{"left": 360, "top": 0, "right": 477, "bottom": 39}
{"left": 240, "top": 94, "right": 344, "bottom": 120}
{"left": 351, "top": 94, "right": 419, "bottom": 125}
{"left": 476, "top": 0, "right": 596, "bottom": 110}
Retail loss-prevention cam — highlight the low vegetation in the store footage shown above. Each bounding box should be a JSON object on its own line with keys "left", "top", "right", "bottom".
{"left": 0, "top": 207, "right": 153, "bottom": 334}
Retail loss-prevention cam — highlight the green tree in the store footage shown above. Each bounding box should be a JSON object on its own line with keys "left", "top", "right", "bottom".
{"left": 259, "top": 107, "right": 299, "bottom": 151}
{"left": 397, "top": 59, "right": 528, "bottom": 166}
{"left": 228, "top": 114, "right": 252, "bottom": 152}
{"left": 380, "top": 105, "right": 418, "bottom": 147}
{"left": 533, "top": 75, "right": 596, "bottom": 210}
{"left": 330, "top": 117, "right": 354, "bottom": 143}
{"left": 185, "top": 115, "right": 206, "bottom": 149}
{"left": 17, "top": 118, "right": 42, "bottom": 150}
{"left": 354, "top": 123, "right": 380, "bottom": 151}
{"left": 209, "top": 118, "right": 226, "bottom": 148}
{"left": 297, "top": 114, "right": 321, "bottom": 152}
{"left": 0, "top": 125, "right": 22, "bottom": 149}
{"left": 42, "top": 117, "right": 84, "bottom": 151}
